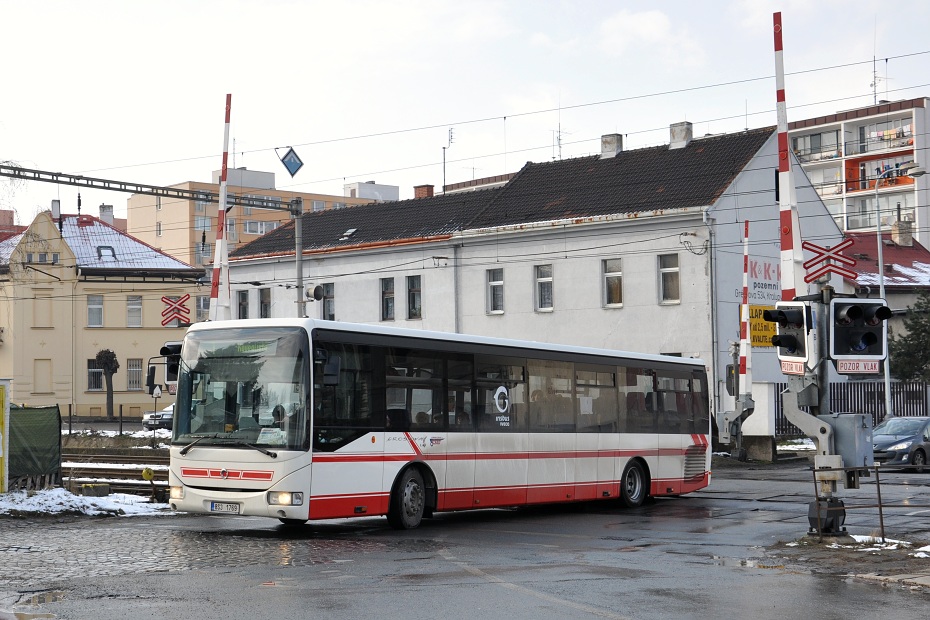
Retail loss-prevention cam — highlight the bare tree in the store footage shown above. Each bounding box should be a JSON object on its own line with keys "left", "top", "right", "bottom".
{"left": 95, "top": 349, "right": 120, "bottom": 420}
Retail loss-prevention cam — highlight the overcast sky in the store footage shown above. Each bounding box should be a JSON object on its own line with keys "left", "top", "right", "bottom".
{"left": 2, "top": 0, "right": 929, "bottom": 223}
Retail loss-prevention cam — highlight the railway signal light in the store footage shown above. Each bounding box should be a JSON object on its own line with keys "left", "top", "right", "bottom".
{"left": 829, "top": 299, "right": 891, "bottom": 361}
{"left": 762, "top": 302, "right": 812, "bottom": 369}
{"left": 160, "top": 341, "right": 183, "bottom": 384}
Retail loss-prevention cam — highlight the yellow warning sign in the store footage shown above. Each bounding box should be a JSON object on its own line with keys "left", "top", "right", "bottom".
{"left": 749, "top": 305, "right": 776, "bottom": 348}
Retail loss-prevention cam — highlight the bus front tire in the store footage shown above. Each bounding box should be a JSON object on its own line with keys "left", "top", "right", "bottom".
{"left": 620, "top": 460, "right": 647, "bottom": 508}
{"left": 387, "top": 468, "right": 425, "bottom": 529}
{"left": 278, "top": 518, "right": 307, "bottom": 526}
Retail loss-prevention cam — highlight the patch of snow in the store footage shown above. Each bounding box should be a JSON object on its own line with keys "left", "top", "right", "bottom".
{"left": 0, "top": 488, "right": 172, "bottom": 517}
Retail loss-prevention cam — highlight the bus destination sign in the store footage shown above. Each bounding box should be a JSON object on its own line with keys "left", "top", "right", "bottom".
{"left": 837, "top": 360, "right": 880, "bottom": 374}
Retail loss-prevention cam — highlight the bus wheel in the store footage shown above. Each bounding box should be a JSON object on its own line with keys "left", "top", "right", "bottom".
{"left": 388, "top": 468, "right": 425, "bottom": 529}
{"left": 620, "top": 461, "right": 647, "bottom": 508}
{"left": 278, "top": 518, "right": 307, "bottom": 527}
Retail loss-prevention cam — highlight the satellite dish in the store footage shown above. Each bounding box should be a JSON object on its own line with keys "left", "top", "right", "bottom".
{"left": 306, "top": 285, "right": 324, "bottom": 301}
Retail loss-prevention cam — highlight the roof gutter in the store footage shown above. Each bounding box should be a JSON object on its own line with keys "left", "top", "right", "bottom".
{"left": 458, "top": 207, "right": 705, "bottom": 238}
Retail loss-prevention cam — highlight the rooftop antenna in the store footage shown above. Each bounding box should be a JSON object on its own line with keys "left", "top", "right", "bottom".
{"left": 442, "top": 127, "right": 454, "bottom": 193}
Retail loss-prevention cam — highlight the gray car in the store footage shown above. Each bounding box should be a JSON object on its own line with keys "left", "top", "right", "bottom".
{"left": 873, "top": 416, "right": 930, "bottom": 472}
{"left": 142, "top": 404, "right": 174, "bottom": 431}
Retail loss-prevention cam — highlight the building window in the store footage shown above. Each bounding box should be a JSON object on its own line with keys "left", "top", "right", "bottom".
{"left": 243, "top": 220, "right": 280, "bottom": 235}
{"left": 162, "top": 295, "right": 182, "bottom": 327}
{"left": 487, "top": 268, "right": 504, "bottom": 313}
{"left": 535, "top": 265, "right": 553, "bottom": 311}
{"left": 195, "top": 197, "right": 207, "bottom": 212}
{"left": 225, "top": 218, "right": 237, "bottom": 241}
{"left": 312, "top": 200, "right": 326, "bottom": 212}
{"left": 407, "top": 275, "right": 422, "bottom": 319}
{"left": 194, "top": 215, "right": 211, "bottom": 231}
{"left": 658, "top": 254, "right": 680, "bottom": 303}
{"left": 603, "top": 259, "right": 623, "bottom": 306}
{"left": 127, "top": 358, "right": 143, "bottom": 391}
{"left": 155, "top": 221, "right": 162, "bottom": 237}
{"left": 87, "top": 359, "right": 103, "bottom": 391}
{"left": 196, "top": 242, "right": 212, "bottom": 266}
{"left": 237, "top": 290, "right": 249, "bottom": 319}
{"left": 196, "top": 296, "right": 210, "bottom": 322}
{"left": 27, "top": 253, "right": 59, "bottom": 264}
{"left": 322, "top": 283, "right": 335, "bottom": 321}
{"left": 381, "top": 278, "right": 394, "bottom": 321}
{"left": 259, "top": 288, "right": 271, "bottom": 318}
{"left": 332, "top": 202, "right": 347, "bottom": 210}
{"left": 127, "top": 295, "right": 142, "bottom": 327}
{"left": 87, "top": 294, "right": 103, "bottom": 327}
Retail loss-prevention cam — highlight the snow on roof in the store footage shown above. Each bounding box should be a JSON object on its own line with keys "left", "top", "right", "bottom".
{"left": 842, "top": 232, "right": 930, "bottom": 288}
{"left": 62, "top": 214, "right": 195, "bottom": 271}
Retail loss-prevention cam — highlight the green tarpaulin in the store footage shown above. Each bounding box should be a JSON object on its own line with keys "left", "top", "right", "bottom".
{"left": 8, "top": 405, "right": 61, "bottom": 478}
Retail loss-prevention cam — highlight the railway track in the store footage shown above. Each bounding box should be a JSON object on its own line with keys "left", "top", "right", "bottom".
{"left": 61, "top": 453, "right": 170, "bottom": 498}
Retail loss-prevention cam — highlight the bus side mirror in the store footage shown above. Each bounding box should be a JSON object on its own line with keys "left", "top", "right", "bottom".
{"left": 323, "top": 356, "right": 341, "bottom": 386}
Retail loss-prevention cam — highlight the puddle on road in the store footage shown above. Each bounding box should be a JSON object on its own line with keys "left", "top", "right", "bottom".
{"left": 712, "top": 556, "right": 785, "bottom": 569}
{"left": 9, "top": 590, "right": 65, "bottom": 619}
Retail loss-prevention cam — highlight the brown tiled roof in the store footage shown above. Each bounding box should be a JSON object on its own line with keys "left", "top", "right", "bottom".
{"left": 231, "top": 126, "right": 775, "bottom": 259}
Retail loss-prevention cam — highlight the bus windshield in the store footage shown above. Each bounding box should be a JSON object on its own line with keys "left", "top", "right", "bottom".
{"left": 172, "top": 326, "right": 309, "bottom": 451}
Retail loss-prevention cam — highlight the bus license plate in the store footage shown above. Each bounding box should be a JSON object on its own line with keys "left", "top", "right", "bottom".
{"left": 210, "top": 502, "right": 240, "bottom": 514}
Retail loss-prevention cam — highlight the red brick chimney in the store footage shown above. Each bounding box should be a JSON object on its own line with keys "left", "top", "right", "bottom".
{"left": 414, "top": 184, "right": 434, "bottom": 198}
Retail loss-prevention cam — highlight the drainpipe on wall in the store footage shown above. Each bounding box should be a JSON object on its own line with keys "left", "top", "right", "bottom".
{"left": 452, "top": 243, "right": 461, "bottom": 333}
{"left": 703, "top": 207, "right": 721, "bottom": 424}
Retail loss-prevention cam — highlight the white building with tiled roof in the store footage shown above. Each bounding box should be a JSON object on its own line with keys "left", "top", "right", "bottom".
{"left": 0, "top": 208, "right": 203, "bottom": 417}
{"left": 226, "top": 123, "right": 847, "bottom": 445}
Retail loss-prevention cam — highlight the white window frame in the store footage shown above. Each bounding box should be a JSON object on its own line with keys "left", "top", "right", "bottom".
{"left": 658, "top": 253, "right": 680, "bottom": 304}
{"left": 87, "top": 359, "right": 103, "bottom": 391}
{"left": 237, "top": 290, "right": 249, "bottom": 319}
{"left": 194, "top": 215, "right": 211, "bottom": 231}
{"left": 487, "top": 268, "right": 504, "bottom": 314}
{"left": 603, "top": 259, "right": 623, "bottom": 307}
{"left": 535, "top": 265, "right": 553, "bottom": 312}
{"left": 407, "top": 275, "right": 422, "bottom": 319}
{"left": 312, "top": 200, "right": 326, "bottom": 212}
{"left": 87, "top": 294, "right": 103, "bottom": 327}
{"left": 380, "top": 277, "right": 394, "bottom": 321}
{"left": 127, "top": 358, "right": 143, "bottom": 391}
{"left": 127, "top": 295, "right": 142, "bottom": 327}
{"left": 196, "top": 295, "right": 210, "bottom": 322}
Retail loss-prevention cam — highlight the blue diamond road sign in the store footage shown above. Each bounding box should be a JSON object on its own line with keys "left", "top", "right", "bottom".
{"left": 280, "top": 147, "right": 303, "bottom": 177}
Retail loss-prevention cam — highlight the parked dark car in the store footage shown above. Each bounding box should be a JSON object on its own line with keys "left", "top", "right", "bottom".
{"left": 142, "top": 404, "right": 174, "bottom": 431}
{"left": 873, "top": 416, "right": 930, "bottom": 472}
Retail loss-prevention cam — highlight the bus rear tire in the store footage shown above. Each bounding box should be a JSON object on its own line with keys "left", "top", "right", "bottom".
{"left": 387, "top": 468, "right": 425, "bottom": 529}
{"left": 620, "top": 460, "right": 647, "bottom": 508}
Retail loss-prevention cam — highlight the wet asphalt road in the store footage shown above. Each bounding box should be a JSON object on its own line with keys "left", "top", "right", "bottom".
{"left": 3, "top": 462, "right": 930, "bottom": 620}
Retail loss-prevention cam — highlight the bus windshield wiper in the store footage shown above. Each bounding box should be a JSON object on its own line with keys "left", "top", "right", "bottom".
{"left": 229, "top": 441, "right": 278, "bottom": 459}
{"left": 180, "top": 434, "right": 217, "bottom": 456}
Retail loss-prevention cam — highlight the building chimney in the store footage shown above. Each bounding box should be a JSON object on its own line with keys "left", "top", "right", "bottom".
{"left": 99, "top": 204, "right": 114, "bottom": 225}
{"left": 51, "top": 199, "right": 61, "bottom": 220}
{"left": 600, "top": 134, "right": 623, "bottom": 159}
{"left": 891, "top": 219, "right": 913, "bottom": 247}
{"left": 669, "top": 121, "right": 693, "bottom": 149}
{"left": 414, "top": 184, "right": 434, "bottom": 198}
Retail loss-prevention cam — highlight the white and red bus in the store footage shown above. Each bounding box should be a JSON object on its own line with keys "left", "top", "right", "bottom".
{"left": 167, "top": 319, "right": 711, "bottom": 528}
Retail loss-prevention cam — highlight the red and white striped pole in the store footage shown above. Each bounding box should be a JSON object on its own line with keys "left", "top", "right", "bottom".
{"left": 738, "top": 220, "right": 753, "bottom": 398}
{"left": 209, "top": 93, "right": 232, "bottom": 321}
{"left": 773, "top": 12, "right": 805, "bottom": 301}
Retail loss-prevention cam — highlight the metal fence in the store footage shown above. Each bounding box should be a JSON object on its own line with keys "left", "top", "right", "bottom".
{"left": 775, "top": 381, "right": 929, "bottom": 436}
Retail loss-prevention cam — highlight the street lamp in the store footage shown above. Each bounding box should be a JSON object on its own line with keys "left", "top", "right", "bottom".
{"left": 875, "top": 162, "right": 925, "bottom": 419}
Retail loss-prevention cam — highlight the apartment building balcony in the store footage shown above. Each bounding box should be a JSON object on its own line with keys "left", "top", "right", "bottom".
{"left": 845, "top": 172, "right": 917, "bottom": 194}
{"left": 794, "top": 146, "right": 842, "bottom": 163}
{"left": 844, "top": 130, "right": 914, "bottom": 156}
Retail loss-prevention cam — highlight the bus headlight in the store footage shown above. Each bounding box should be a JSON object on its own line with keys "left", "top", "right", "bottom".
{"left": 268, "top": 491, "right": 303, "bottom": 506}
{"left": 170, "top": 486, "right": 185, "bottom": 500}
